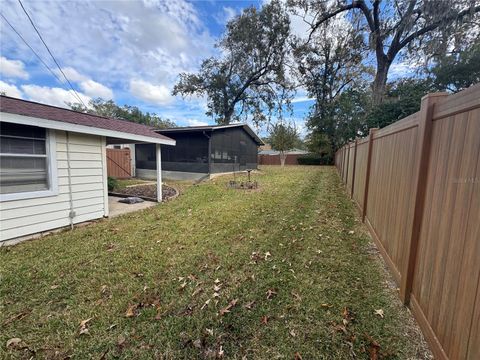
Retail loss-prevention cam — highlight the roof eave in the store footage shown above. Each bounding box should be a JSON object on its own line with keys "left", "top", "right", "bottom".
{"left": 1, "top": 112, "right": 176, "bottom": 146}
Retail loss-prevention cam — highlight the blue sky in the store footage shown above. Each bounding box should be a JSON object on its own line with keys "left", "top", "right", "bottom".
{"left": 0, "top": 0, "right": 314, "bottom": 136}
{"left": 1, "top": 0, "right": 417, "bottom": 138}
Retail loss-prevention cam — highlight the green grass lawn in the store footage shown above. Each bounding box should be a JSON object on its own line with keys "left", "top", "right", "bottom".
{"left": 1, "top": 166, "right": 429, "bottom": 359}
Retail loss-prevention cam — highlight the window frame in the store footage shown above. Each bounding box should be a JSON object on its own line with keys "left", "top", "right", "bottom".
{"left": 0, "top": 127, "right": 58, "bottom": 202}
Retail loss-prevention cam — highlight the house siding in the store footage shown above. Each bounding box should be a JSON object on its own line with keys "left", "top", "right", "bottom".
{"left": 0, "top": 130, "right": 107, "bottom": 242}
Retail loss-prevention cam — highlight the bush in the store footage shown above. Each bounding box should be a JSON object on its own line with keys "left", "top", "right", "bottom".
{"left": 107, "top": 176, "right": 118, "bottom": 191}
{"left": 297, "top": 154, "right": 333, "bottom": 165}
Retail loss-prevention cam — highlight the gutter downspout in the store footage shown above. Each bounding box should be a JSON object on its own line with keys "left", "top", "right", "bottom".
{"left": 65, "top": 132, "right": 75, "bottom": 229}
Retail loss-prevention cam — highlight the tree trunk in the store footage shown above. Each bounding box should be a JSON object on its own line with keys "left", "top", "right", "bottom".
{"left": 372, "top": 59, "right": 391, "bottom": 105}
{"left": 280, "top": 151, "right": 286, "bottom": 167}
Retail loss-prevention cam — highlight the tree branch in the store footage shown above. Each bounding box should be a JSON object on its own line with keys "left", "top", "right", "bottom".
{"left": 398, "top": 4, "right": 480, "bottom": 50}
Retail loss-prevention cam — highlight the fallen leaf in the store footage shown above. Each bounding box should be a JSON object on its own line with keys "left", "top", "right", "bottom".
{"left": 214, "top": 278, "right": 221, "bottom": 284}
{"left": 289, "top": 329, "right": 296, "bottom": 337}
{"left": 218, "top": 345, "right": 225, "bottom": 357}
{"left": 201, "top": 299, "right": 211, "bottom": 310}
{"left": 6, "top": 338, "right": 22, "bottom": 347}
{"left": 205, "top": 328, "right": 214, "bottom": 336}
{"left": 244, "top": 301, "right": 256, "bottom": 310}
{"left": 193, "top": 339, "right": 202, "bottom": 349}
{"left": 192, "top": 287, "right": 203, "bottom": 297}
{"left": 294, "top": 352, "right": 303, "bottom": 360}
{"left": 261, "top": 315, "right": 269, "bottom": 325}
{"left": 266, "top": 289, "right": 277, "bottom": 300}
{"left": 219, "top": 299, "right": 238, "bottom": 316}
{"left": 348, "top": 230, "right": 355, "bottom": 234}
{"left": 125, "top": 305, "right": 137, "bottom": 318}
{"left": 292, "top": 292, "right": 301, "bottom": 301}
{"left": 213, "top": 284, "right": 221, "bottom": 292}
{"left": 79, "top": 318, "right": 92, "bottom": 335}
{"left": 50, "top": 284, "right": 59, "bottom": 289}
{"left": 374, "top": 309, "right": 384, "bottom": 318}
{"left": 213, "top": 292, "right": 220, "bottom": 298}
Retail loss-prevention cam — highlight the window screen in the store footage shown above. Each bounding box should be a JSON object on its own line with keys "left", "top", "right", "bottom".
{"left": 0, "top": 123, "right": 49, "bottom": 194}
{"left": 210, "top": 128, "right": 258, "bottom": 173}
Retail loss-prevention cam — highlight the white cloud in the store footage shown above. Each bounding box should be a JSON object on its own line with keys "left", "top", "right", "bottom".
{"left": 389, "top": 61, "right": 419, "bottom": 79}
{"left": 57, "top": 67, "right": 88, "bottom": 82}
{"left": 55, "top": 67, "right": 114, "bottom": 99}
{"left": 186, "top": 119, "right": 209, "bottom": 127}
{"left": 0, "top": 57, "right": 29, "bottom": 80}
{"left": 79, "top": 79, "right": 114, "bottom": 99}
{"left": 129, "top": 79, "right": 173, "bottom": 105}
{"left": 214, "top": 6, "right": 238, "bottom": 25}
{"left": 21, "top": 84, "right": 91, "bottom": 108}
{"left": 0, "top": 80, "right": 23, "bottom": 98}
{"left": 292, "top": 95, "right": 314, "bottom": 103}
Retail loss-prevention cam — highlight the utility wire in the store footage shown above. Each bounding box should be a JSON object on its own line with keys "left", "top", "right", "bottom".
{"left": 0, "top": 12, "right": 64, "bottom": 86}
{"left": 17, "top": 0, "right": 87, "bottom": 107}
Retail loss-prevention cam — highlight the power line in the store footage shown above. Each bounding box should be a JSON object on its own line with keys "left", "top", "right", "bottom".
{"left": 17, "top": 0, "right": 87, "bottom": 107}
{"left": 0, "top": 12, "right": 64, "bottom": 86}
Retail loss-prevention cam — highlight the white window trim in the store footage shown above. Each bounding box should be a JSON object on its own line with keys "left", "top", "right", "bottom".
{"left": 0, "top": 129, "right": 58, "bottom": 202}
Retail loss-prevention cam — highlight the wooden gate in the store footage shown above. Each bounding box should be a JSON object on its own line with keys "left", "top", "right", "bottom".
{"left": 106, "top": 148, "right": 131, "bottom": 178}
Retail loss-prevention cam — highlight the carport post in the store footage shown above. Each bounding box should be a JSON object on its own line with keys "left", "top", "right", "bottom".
{"left": 156, "top": 144, "right": 162, "bottom": 202}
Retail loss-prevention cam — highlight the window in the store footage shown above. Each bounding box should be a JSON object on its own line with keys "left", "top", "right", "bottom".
{"left": 0, "top": 122, "right": 57, "bottom": 200}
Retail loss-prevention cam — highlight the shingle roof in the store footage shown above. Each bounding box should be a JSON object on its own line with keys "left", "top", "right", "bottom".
{"left": 158, "top": 123, "right": 264, "bottom": 145}
{"left": 0, "top": 95, "right": 174, "bottom": 144}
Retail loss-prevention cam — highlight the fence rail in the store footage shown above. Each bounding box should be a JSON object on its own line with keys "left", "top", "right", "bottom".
{"left": 335, "top": 84, "right": 480, "bottom": 360}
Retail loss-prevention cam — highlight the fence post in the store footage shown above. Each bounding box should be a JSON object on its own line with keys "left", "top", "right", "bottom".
{"left": 351, "top": 139, "right": 358, "bottom": 198}
{"left": 400, "top": 92, "right": 448, "bottom": 304}
{"left": 362, "top": 128, "right": 378, "bottom": 222}
{"left": 345, "top": 143, "right": 350, "bottom": 186}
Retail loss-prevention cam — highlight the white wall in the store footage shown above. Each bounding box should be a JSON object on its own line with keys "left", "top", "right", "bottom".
{"left": 0, "top": 130, "right": 108, "bottom": 242}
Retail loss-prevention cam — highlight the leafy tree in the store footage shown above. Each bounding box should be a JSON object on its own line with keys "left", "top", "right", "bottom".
{"left": 69, "top": 98, "right": 176, "bottom": 128}
{"left": 365, "top": 78, "right": 434, "bottom": 129}
{"left": 173, "top": 0, "right": 292, "bottom": 125}
{"left": 289, "top": 0, "right": 480, "bottom": 104}
{"left": 305, "top": 131, "right": 334, "bottom": 162}
{"left": 307, "top": 88, "right": 369, "bottom": 151}
{"left": 431, "top": 38, "right": 480, "bottom": 92}
{"left": 269, "top": 122, "right": 300, "bottom": 167}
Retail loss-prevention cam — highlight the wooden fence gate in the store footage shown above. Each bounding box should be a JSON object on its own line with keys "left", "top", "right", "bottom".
{"left": 106, "top": 148, "right": 131, "bottom": 178}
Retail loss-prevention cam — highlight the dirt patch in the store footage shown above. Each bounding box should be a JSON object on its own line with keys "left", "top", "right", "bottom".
{"left": 113, "top": 184, "right": 177, "bottom": 201}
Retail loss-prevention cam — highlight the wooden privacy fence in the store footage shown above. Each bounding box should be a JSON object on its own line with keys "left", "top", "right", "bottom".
{"left": 106, "top": 148, "right": 131, "bottom": 178}
{"left": 335, "top": 84, "right": 480, "bottom": 360}
{"left": 258, "top": 153, "right": 303, "bottom": 165}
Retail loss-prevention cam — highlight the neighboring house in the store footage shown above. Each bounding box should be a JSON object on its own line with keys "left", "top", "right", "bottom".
{"left": 134, "top": 124, "right": 264, "bottom": 180}
{"left": 258, "top": 148, "right": 310, "bottom": 166}
{"left": 0, "top": 96, "right": 175, "bottom": 244}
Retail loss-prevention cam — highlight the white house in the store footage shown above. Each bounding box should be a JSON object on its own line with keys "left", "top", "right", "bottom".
{"left": 0, "top": 95, "right": 175, "bottom": 244}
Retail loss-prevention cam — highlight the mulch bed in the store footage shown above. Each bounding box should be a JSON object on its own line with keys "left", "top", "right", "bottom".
{"left": 113, "top": 184, "right": 177, "bottom": 201}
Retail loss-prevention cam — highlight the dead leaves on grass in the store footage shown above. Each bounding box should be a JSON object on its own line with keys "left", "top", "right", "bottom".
{"left": 218, "top": 299, "right": 238, "bottom": 316}
{"left": 79, "top": 318, "right": 92, "bottom": 335}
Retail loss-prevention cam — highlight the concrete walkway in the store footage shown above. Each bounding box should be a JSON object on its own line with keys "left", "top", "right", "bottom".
{"left": 108, "top": 196, "right": 156, "bottom": 218}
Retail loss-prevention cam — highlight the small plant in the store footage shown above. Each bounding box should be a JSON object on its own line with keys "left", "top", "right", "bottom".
{"left": 107, "top": 176, "right": 118, "bottom": 191}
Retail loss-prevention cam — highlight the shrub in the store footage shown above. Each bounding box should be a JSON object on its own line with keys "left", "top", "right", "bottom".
{"left": 297, "top": 154, "right": 333, "bottom": 165}
{"left": 107, "top": 176, "right": 118, "bottom": 191}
